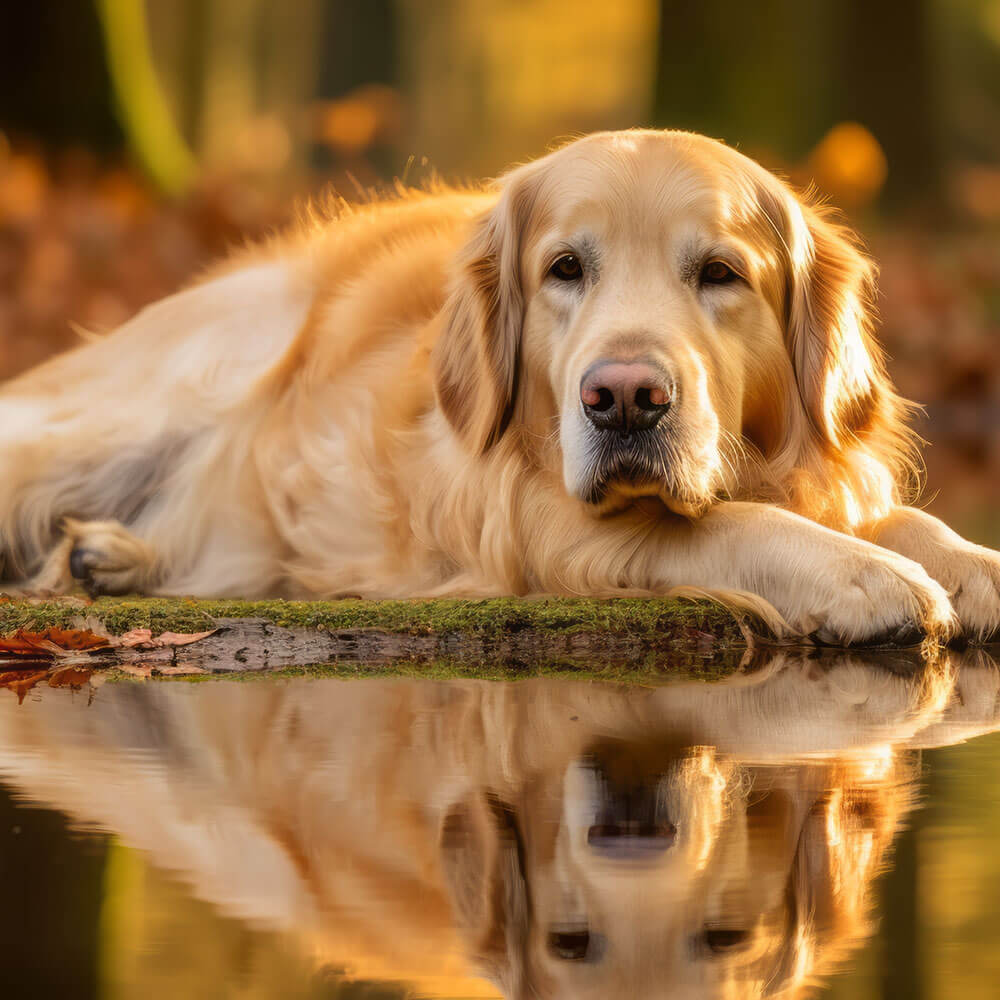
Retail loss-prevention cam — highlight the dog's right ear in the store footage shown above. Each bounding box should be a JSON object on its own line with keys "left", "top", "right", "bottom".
{"left": 440, "top": 793, "right": 530, "bottom": 994}
{"left": 431, "top": 165, "right": 539, "bottom": 454}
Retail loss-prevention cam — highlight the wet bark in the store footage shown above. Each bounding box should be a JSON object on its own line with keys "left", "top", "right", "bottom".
{"left": 92, "top": 616, "right": 750, "bottom": 676}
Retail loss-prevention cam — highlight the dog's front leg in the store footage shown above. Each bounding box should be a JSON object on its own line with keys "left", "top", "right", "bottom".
{"left": 543, "top": 502, "right": 954, "bottom": 645}
{"left": 860, "top": 506, "right": 1000, "bottom": 641}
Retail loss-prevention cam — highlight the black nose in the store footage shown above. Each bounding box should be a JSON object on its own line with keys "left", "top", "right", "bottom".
{"left": 586, "top": 777, "right": 677, "bottom": 860}
{"left": 580, "top": 360, "right": 674, "bottom": 434}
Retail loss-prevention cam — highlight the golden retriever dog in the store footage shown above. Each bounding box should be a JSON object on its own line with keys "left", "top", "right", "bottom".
{"left": 0, "top": 651, "right": 994, "bottom": 998}
{"left": 1, "top": 129, "right": 998, "bottom": 643}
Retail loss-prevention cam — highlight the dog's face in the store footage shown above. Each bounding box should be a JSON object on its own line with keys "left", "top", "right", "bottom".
{"left": 521, "top": 133, "right": 788, "bottom": 515}
{"left": 434, "top": 130, "right": 897, "bottom": 519}
{"left": 442, "top": 736, "right": 906, "bottom": 1000}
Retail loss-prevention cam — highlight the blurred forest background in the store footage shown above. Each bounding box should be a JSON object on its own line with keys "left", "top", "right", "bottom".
{"left": 0, "top": 0, "right": 998, "bottom": 541}
{"left": 2, "top": 6, "right": 1000, "bottom": 1000}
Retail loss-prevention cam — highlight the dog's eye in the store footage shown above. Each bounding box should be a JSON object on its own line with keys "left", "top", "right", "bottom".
{"left": 701, "top": 928, "right": 751, "bottom": 955}
{"left": 550, "top": 254, "right": 583, "bottom": 282}
{"left": 548, "top": 928, "right": 591, "bottom": 961}
{"left": 699, "top": 260, "right": 739, "bottom": 286}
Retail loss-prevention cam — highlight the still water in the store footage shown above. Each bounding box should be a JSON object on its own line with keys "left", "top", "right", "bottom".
{"left": 3, "top": 648, "right": 1000, "bottom": 999}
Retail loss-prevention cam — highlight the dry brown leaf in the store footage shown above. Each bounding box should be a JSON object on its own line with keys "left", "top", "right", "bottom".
{"left": 117, "top": 628, "right": 153, "bottom": 648}
{"left": 0, "top": 670, "right": 48, "bottom": 704}
{"left": 153, "top": 630, "right": 216, "bottom": 647}
{"left": 0, "top": 634, "right": 48, "bottom": 657}
{"left": 0, "top": 627, "right": 109, "bottom": 658}
{"left": 156, "top": 663, "right": 208, "bottom": 676}
{"left": 114, "top": 663, "right": 153, "bottom": 679}
{"left": 0, "top": 668, "right": 44, "bottom": 683}
{"left": 47, "top": 666, "right": 94, "bottom": 689}
{"left": 114, "top": 628, "right": 216, "bottom": 650}
{"left": 38, "top": 627, "right": 110, "bottom": 650}
{"left": 0, "top": 625, "right": 215, "bottom": 659}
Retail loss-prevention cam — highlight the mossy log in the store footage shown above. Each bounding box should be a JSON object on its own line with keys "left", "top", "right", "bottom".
{"left": 0, "top": 596, "right": 753, "bottom": 679}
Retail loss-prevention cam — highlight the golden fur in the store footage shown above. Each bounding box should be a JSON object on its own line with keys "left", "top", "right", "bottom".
{"left": 1, "top": 129, "right": 999, "bottom": 643}
{"left": 0, "top": 649, "right": 995, "bottom": 998}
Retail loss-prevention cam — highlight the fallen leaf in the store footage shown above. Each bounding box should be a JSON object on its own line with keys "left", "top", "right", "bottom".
{"left": 39, "top": 627, "right": 110, "bottom": 650}
{"left": 0, "top": 627, "right": 110, "bottom": 658}
{"left": 47, "top": 666, "right": 94, "bottom": 688}
{"left": 154, "top": 630, "right": 216, "bottom": 647}
{"left": 114, "top": 663, "right": 153, "bottom": 679}
{"left": 0, "top": 669, "right": 42, "bottom": 683}
{"left": 156, "top": 663, "right": 208, "bottom": 676}
{"left": 0, "top": 635, "right": 48, "bottom": 657}
{"left": 117, "top": 628, "right": 153, "bottom": 648}
{"left": 113, "top": 628, "right": 216, "bottom": 650}
{"left": 0, "top": 670, "right": 47, "bottom": 704}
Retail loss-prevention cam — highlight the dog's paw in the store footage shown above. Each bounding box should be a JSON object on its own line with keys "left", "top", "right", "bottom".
{"left": 768, "top": 540, "right": 956, "bottom": 647}
{"left": 63, "top": 518, "right": 156, "bottom": 596}
{"left": 930, "top": 543, "right": 1000, "bottom": 642}
{"left": 866, "top": 509, "right": 1000, "bottom": 644}
{"left": 814, "top": 553, "right": 954, "bottom": 647}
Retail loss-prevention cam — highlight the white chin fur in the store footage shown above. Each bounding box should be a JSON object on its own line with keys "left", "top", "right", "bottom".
{"left": 561, "top": 411, "right": 709, "bottom": 518}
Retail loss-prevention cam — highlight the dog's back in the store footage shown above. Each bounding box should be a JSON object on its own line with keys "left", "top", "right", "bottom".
{"left": 0, "top": 252, "right": 313, "bottom": 584}
{"left": 0, "top": 190, "right": 484, "bottom": 593}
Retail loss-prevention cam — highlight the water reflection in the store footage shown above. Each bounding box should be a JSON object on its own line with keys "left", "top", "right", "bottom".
{"left": 1, "top": 647, "right": 999, "bottom": 999}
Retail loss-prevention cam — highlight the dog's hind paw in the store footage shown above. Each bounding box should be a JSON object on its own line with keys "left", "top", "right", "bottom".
{"left": 64, "top": 519, "right": 157, "bottom": 596}
{"left": 29, "top": 518, "right": 158, "bottom": 597}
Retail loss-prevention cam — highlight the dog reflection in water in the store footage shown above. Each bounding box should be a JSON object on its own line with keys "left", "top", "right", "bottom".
{"left": 0, "top": 649, "right": 997, "bottom": 998}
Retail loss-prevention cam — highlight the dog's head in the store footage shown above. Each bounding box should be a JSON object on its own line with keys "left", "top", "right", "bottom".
{"left": 440, "top": 736, "right": 910, "bottom": 1000}
{"left": 432, "top": 129, "right": 912, "bottom": 522}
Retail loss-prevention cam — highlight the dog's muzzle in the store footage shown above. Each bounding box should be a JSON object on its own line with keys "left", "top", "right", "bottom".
{"left": 583, "top": 754, "right": 678, "bottom": 861}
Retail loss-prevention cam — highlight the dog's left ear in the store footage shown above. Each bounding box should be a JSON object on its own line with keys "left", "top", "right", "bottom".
{"left": 782, "top": 201, "right": 896, "bottom": 453}
{"left": 776, "top": 191, "right": 914, "bottom": 464}
{"left": 767, "top": 777, "right": 898, "bottom": 996}
{"left": 432, "top": 165, "right": 539, "bottom": 454}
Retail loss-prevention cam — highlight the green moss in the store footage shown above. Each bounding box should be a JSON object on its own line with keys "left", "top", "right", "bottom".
{"left": 0, "top": 594, "right": 747, "bottom": 643}
{"left": 1, "top": 595, "right": 751, "bottom": 682}
{"left": 104, "top": 652, "right": 747, "bottom": 686}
